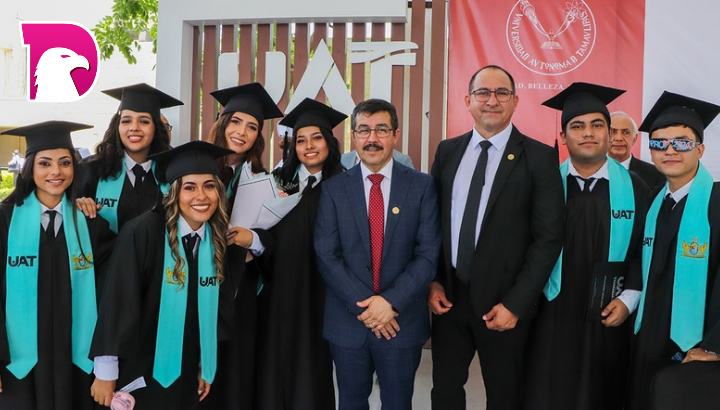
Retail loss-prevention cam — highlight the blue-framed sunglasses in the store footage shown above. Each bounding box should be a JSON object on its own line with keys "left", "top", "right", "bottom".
{"left": 648, "top": 138, "right": 700, "bottom": 152}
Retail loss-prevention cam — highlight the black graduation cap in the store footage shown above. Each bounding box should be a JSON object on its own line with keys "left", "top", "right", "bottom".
{"left": 102, "top": 83, "right": 183, "bottom": 119}
{"left": 149, "top": 140, "right": 234, "bottom": 183}
{"left": 0, "top": 120, "right": 91, "bottom": 156}
{"left": 279, "top": 98, "right": 347, "bottom": 132}
{"left": 210, "top": 83, "right": 284, "bottom": 124}
{"left": 542, "top": 82, "right": 626, "bottom": 129}
{"left": 638, "top": 91, "right": 720, "bottom": 142}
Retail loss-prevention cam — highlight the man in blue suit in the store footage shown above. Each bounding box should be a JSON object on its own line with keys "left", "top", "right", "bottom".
{"left": 315, "top": 98, "right": 440, "bottom": 410}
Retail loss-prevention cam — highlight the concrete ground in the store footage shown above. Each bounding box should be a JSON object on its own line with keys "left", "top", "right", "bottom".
{"left": 335, "top": 349, "right": 488, "bottom": 409}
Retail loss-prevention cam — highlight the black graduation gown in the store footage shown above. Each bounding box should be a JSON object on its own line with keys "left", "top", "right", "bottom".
{"left": 200, "top": 167, "right": 256, "bottom": 410}
{"left": 90, "top": 210, "right": 233, "bottom": 410}
{"left": 253, "top": 183, "right": 335, "bottom": 410}
{"left": 76, "top": 158, "right": 163, "bottom": 233}
{"left": 524, "top": 175, "right": 649, "bottom": 410}
{"left": 625, "top": 183, "right": 720, "bottom": 410}
{"left": 0, "top": 202, "right": 116, "bottom": 410}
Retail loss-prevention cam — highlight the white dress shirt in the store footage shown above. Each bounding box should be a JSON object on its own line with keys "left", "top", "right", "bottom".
{"left": 40, "top": 202, "right": 63, "bottom": 236}
{"left": 450, "top": 124, "right": 511, "bottom": 268}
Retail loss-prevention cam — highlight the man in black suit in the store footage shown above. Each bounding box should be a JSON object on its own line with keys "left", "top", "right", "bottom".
{"left": 609, "top": 111, "right": 665, "bottom": 189}
{"left": 428, "top": 65, "right": 565, "bottom": 410}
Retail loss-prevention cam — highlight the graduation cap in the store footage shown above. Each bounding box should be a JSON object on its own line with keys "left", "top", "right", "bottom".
{"left": 149, "top": 140, "right": 234, "bottom": 183}
{"left": 1, "top": 120, "right": 91, "bottom": 156}
{"left": 279, "top": 98, "right": 347, "bottom": 132}
{"left": 542, "top": 82, "right": 626, "bottom": 129}
{"left": 102, "top": 83, "right": 183, "bottom": 119}
{"left": 210, "top": 83, "right": 284, "bottom": 124}
{"left": 638, "top": 91, "right": 720, "bottom": 142}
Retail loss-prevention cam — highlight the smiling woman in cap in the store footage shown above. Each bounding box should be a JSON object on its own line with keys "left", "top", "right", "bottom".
{"left": 89, "top": 141, "right": 234, "bottom": 410}
{"left": 201, "top": 82, "right": 283, "bottom": 410}
{"left": 75, "top": 83, "right": 183, "bottom": 234}
{"left": 250, "top": 98, "right": 345, "bottom": 410}
{"left": 0, "top": 121, "right": 116, "bottom": 410}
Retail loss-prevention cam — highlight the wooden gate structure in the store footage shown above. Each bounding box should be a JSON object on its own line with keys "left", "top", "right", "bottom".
{"left": 169, "top": 0, "right": 449, "bottom": 171}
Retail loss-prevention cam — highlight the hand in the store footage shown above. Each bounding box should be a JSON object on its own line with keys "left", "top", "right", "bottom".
{"left": 90, "top": 378, "right": 116, "bottom": 407}
{"left": 682, "top": 348, "right": 720, "bottom": 363}
{"left": 428, "top": 281, "right": 453, "bottom": 315}
{"left": 373, "top": 318, "right": 401, "bottom": 340}
{"left": 356, "top": 296, "right": 398, "bottom": 331}
{"left": 601, "top": 298, "right": 630, "bottom": 327}
{"left": 76, "top": 197, "right": 102, "bottom": 218}
{"left": 226, "top": 226, "right": 254, "bottom": 248}
{"left": 0, "top": 373, "right": 3, "bottom": 393}
{"left": 483, "top": 303, "right": 518, "bottom": 331}
{"left": 197, "top": 373, "right": 211, "bottom": 402}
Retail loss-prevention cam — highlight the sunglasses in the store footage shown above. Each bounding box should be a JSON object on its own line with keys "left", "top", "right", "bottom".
{"left": 648, "top": 139, "right": 700, "bottom": 152}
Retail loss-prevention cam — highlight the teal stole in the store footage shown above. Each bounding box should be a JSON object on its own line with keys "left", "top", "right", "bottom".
{"left": 154, "top": 222, "right": 219, "bottom": 387}
{"left": 635, "top": 164, "right": 713, "bottom": 351}
{"left": 96, "top": 161, "right": 168, "bottom": 233}
{"left": 544, "top": 157, "right": 635, "bottom": 300}
{"left": 5, "top": 193, "right": 96, "bottom": 378}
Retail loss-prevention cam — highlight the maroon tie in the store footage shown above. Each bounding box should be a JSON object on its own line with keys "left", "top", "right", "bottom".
{"left": 368, "top": 174, "right": 385, "bottom": 294}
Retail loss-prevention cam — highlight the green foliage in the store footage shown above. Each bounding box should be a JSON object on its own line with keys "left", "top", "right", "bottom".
{"left": 93, "top": 0, "right": 159, "bottom": 64}
{"left": 0, "top": 171, "right": 15, "bottom": 201}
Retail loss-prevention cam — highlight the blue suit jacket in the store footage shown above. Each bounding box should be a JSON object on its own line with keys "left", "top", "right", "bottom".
{"left": 315, "top": 161, "right": 440, "bottom": 348}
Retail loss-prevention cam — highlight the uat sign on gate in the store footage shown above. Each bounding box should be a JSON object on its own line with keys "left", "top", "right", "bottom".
{"left": 447, "top": 0, "right": 645, "bottom": 160}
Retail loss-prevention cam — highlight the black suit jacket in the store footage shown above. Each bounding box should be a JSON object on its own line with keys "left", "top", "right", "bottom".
{"left": 629, "top": 156, "right": 665, "bottom": 191}
{"left": 431, "top": 126, "right": 565, "bottom": 320}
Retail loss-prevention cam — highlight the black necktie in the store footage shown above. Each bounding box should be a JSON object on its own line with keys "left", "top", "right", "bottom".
{"left": 662, "top": 193, "right": 677, "bottom": 213}
{"left": 577, "top": 177, "right": 595, "bottom": 193}
{"left": 45, "top": 210, "right": 57, "bottom": 241}
{"left": 132, "top": 164, "right": 146, "bottom": 194}
{"left": 456, "top": 140, "right": 493, "bottom": 283}
{"left": 183, "top": 233, "right": 198, "bottom": 264}
{"left": 302, "top": 176, "right": 317, "bottom": 196}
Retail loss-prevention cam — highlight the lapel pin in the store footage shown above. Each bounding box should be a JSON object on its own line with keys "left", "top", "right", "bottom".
{"left": 507, "top": 154, "right": 515, "bottom": 160}
{"left": 392, "top": 207, "right": 400, "bottom": 215}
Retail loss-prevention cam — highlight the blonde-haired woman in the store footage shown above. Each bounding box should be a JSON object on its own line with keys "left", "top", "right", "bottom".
{"left": 89, "top": 141, "right": 234, "bottom": 410}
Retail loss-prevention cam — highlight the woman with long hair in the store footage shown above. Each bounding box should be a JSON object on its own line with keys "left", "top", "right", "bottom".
{"left": 0, "top": 121, "right": 116, "bottom": 410}
{"left": 89, "top": 141, "right": 234, "bottom": 410}
{"left": 75, "top": 83, "right": 182, "bottom": 233}
{"left": 201, "top": 83, "right": 283, "bottom": 410}
{"left": 253, "top": 98, "right": 345, "bottom": 409}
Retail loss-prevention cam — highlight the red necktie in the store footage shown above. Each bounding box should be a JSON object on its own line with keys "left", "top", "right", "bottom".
{"left": 368, "top": 174, "right": 385, "bottom": 294}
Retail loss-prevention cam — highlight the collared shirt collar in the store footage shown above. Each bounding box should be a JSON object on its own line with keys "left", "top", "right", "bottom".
{"left": 360, "top": 158, "right": 394, "bottom": 182}
{"left": 666, "top": 177, "right": 694, "bottom": 203}
{"left": 123, "top": 152, "right": 152, "bottom": 173}
{"left": 470, "top": 123, "right": 512, "bottom": 153}
{"left": 620, "top": 155, "right": 632, "bottom": 169}
{"left": 567, "top": 158, "right": 610, "bottom": 180}
{"left": 298, "top": 164, "right": 323, "bottom": 186}
{"left": 40, "top": 201, "right": 63, "bottom": 216}
{"left": 179, "top": 216, "right": 206, "bottom": 240}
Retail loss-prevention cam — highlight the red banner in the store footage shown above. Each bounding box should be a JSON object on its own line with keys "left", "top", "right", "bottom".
{"left": 447, "top": 0, "right": 645, "bottom": 160}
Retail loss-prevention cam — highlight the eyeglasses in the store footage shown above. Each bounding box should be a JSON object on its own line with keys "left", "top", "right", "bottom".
{"left": 648, "top": 138, "right": 700, "bottom": 152}
{"left": 164, "top": 123, "right": 173, "bottom": 132}
{"left": 352, "top": 127, "right": 395, "bottom": 139}
{"left": 470, "top": 88, "right": 515, "bottom": 102}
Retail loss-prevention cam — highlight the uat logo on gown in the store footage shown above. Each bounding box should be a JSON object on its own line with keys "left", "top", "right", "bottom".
{"left": 165, "top": 268, "right": 186, "bottom": 285}
{"left": 72, "top": 253, "right": 93, "bottom": 270}
{"left": 681, "top": 237, "right": 708, "bottom": 259}
{"left": 20, "top": 22, "right": 100, "bottom": 102}
{"left": 506, "top": 0, "right": 596, "bottom": 75}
